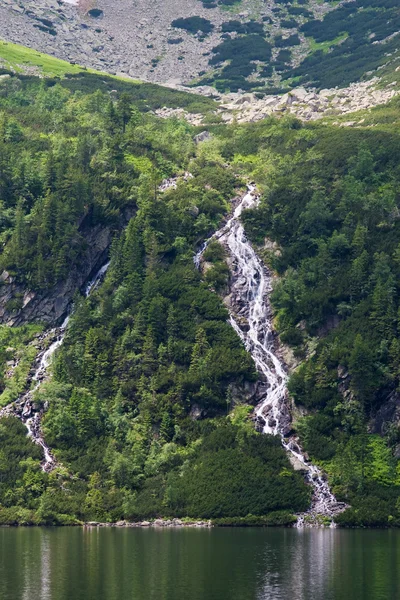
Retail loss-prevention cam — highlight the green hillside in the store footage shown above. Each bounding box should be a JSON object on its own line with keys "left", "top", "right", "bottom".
{"left": 1, "top": 41, "right": 400, "bottom": 527}
{"left": 0, "top": 61, "right": 308, "bottom": 526}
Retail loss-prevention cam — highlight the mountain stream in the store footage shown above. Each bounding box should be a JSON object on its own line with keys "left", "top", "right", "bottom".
{"left": 0, "top": 179, "right": 347, "bottom": 523}
{"left": 0, "top": 263, "right": 110, "bottom": 472}
{"left": 195, "top": 185, "right": 347, "bottom": 525}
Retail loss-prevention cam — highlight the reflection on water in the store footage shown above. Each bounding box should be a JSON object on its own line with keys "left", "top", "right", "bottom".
{"left": 1, "top": 527, "right": 400, "bottom": 600}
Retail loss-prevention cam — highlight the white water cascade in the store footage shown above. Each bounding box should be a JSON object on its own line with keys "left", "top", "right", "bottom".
{"left": 0, "top": 261, "right": 111, "bottom": 472}
{"left": 195, "top": 186, "right": 346, "bottom": 525}
{"left": 0, "top": 174, "right": 188, "bottom": 472}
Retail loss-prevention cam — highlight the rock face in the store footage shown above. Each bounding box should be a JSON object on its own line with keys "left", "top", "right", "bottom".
{"left": 370, "top": 391, "right": 400, "bottom": 437}
{"left": 0, "top": 0, "right": 255, "bottom": 84}
{"left": 0, "top": 0, "right": 333, "bottom": 86}
{"left": 0, "top": 209, "right": 134, "bottom": 326}
{"left": 218, "top": 79, "right": 400, "bottom": 124}
{"left": 155, "top": 78, "right": 400, "bottom": 128}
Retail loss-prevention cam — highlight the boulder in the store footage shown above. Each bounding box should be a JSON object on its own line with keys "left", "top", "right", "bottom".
{"left": 194, "top": 130, "right": 211, "bottom": 144}
{"left": 291, "top": 87, "right": 308, "bottom": 102}
{"left": 153, "top": 519, "right": 165, "bottom": 527}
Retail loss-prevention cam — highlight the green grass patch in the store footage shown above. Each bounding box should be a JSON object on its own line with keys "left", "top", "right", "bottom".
{"left": 0, "top": 41, "right": 217, "bottom": 114}
{"left": 308, "top": 32, "right": 348, "bottom": 54}
{"left": 0, "top": 40, "right": 93, "bottom": 77}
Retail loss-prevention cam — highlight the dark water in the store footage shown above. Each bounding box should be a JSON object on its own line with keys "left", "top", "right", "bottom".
{"left": 1, "top": 527, "right": 400, "bottom": 600}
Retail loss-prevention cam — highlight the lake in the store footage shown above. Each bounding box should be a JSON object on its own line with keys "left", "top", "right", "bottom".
{"left": 1, "top": 527, "right": 399, "bottom": 600}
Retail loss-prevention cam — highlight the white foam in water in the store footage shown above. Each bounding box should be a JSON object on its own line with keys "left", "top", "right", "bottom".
{"left": 195, "top": 185, "right": 346, "bottom": 524}
{"left": 85, "top": 262, "right": 110, "bottom": 297}
{"left": 1, "top": 261, "right": 112, "bottom": 472}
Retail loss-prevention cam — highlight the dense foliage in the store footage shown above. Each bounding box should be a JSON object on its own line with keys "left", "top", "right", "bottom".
{"left": 3, "top": 62, "right": 400, "bottom": 528}
{"left": 0, "top": 72, "right": 309, "bottom": 525}
{"left": 206, "top": 35, "right": 272, "bottom": 92}
{"left": 193, "top": 0, "right": 400, "bottom": 92}
{"left": 166, "top": 426, "right": 309, "bottom": 518}
{"left": 223, "top": 109, "right": 400, "bottom": 526}
{"left": 172, "top": 17, "right": 214, "bottom": 36}
{"left": 0, "top": 74, "right": 197, "bottom": 293}
{"left": 287, "top": 0, "right": 400, "bottom": 88}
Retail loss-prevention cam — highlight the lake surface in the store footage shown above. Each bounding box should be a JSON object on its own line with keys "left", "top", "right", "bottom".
{"left": 1, "top": 527, "right": 399, "bottom": 600}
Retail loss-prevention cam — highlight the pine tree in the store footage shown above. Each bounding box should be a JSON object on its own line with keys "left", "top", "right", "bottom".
{"left": 167, "top": 305, "right": 179, "bottom": 340}
{"left": 389, "top": 338, "right": 400, "bottom": 390}
{"left": 349, "top": 334, "right": 377, "bottom": 409}
{"left": 44, "top": 151, "right": 57, "bottom": 192}
{"left": 160, "top": 411, "right": 173, "bottom": 442}
{"left": 351, "top": 224, "right": 368, "bottom": 256}
{"left": 350, "top": 250, "right": 369, "bottom": 302}
{"left": 123, "top": 218, "right": 145, "bottom": 275}
{"left": 9, "top": 199, "right": 28, "bottom": 272}
{"left": 117, "top": 93, "right": 133, "bottom": 133}
{"left": 141, "top": 326, "right": 157, "bottom": 376}
{"left": 370, "top": 253, "right": 396, "bottom": 339}
{"left": 189, "top": 328, "right": 210, "bottom": 379}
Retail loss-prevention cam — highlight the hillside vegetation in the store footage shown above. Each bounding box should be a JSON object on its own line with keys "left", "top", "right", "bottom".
{"left": 1, "top": 42, "right": 400, "bottom": 527}
{"left": 195, "top": 0, "right": 400, "bottom": 92}
{"left": 0, "top": 68, "right": 309, "bottom": 526}
{"left": 229, "top": 105, "right": 400, "bottom": 526}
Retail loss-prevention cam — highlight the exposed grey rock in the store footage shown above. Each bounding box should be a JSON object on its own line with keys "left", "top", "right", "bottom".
{"left": 0, "top": 207, "right": 135, "bottom": 326}
{"left": 219, "top": 78, "right": 400, "bottom": 125}
{"left": 370, "top": 391, "right": 400, "bottom": 436}
{"left": 0, "top": 0, "right": 339, "bottom": 88}
{"left": 194, "top": 130, "right": 211, "bottom": 144}
{"left": 189, "top": 403, "right": 204, "bottom": 420}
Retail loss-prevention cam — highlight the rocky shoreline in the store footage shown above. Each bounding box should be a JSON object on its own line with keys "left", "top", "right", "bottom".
{"left": 0, "top": 517, "right": 328, "bottom": 528}
{"left": 84, "top": 519, "right": 213, "bottom": 528}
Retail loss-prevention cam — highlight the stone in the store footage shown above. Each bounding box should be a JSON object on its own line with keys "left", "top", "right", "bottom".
{"left": 188, "top": 205, "right": 199, "bottom": 217}
{"left": 194, "top": 131, "right": 211, "bottom": 144}
{"left": 291, "top": 87, "right": 308, "bottom": 102}
{"left": 280, "top": 93, "right": 293, "bottom": 106}
{"left": 190, "top": 403, "right": 203, "bottom": 420}
{"left": 0, "top": 206, "right": 135, "bottom": 326}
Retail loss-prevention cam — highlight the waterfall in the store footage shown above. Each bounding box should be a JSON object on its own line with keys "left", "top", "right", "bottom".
{"left": 0, "top": 174, "right": 186, "bottom": 473}
{"left": 195, "top": 185, "right": 347, "bottom": 525}
{"left": 84, "top": 262, "right": 110, "bottom": 297}
{"left": 0, "top": 261, "right": 111, "bottom": 472}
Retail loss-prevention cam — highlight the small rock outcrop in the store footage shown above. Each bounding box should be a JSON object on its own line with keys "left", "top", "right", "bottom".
{"left": 0, "top": 209, "right": 134, "bottom": 326}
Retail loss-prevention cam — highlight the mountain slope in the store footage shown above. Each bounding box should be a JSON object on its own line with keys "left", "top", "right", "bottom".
{"left": 1, "top": 0, "right": 399, "bottom": 94}
{"left": 1, "top": 42, "right": 400, "bottom": 528}
{"left": 0, "top": 64, "right": 310, "bottom": 526}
